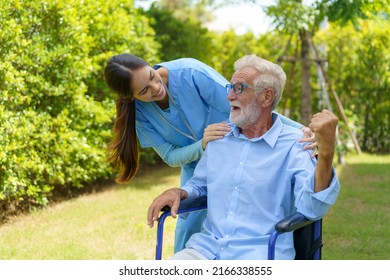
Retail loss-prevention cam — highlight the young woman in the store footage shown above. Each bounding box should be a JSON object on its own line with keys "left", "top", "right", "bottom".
{"left": 104, "top": 53, "right": 307, "bottom": 252}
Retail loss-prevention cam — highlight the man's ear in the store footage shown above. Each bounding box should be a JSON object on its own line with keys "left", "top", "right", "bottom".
{"left": 261, "top": 88, "right": 275, "bottom": 107}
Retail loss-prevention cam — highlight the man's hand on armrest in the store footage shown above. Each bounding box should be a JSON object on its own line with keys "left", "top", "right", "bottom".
{"left": 147, "top": 188, "right": 188, "bottom": 228}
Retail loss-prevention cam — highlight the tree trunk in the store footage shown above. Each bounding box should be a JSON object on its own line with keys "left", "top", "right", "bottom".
{"left": 299, "top": 29, "right": 312, "bottom": 126}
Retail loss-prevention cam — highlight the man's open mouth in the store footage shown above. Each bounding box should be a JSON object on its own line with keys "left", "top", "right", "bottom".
{"left": 231, "top": 105, "right": 241, "bottom": 111}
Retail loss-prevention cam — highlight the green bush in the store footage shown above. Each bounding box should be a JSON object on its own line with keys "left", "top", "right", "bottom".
{"left": 0, "top": 0, "right": 159, "bottom": 208}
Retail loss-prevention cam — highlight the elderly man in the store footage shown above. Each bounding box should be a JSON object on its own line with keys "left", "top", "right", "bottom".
{"left": 147, "top": 54, "right": 340, "bottom": 260}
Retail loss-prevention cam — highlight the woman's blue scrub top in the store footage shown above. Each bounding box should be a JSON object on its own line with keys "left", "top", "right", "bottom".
{"left": 135, "top": 58, "right": 231, "bottom": 183}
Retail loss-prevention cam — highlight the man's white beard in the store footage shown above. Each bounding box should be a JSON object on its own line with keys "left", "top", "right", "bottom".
{"left": 229, "top": 98, "right": 261, "bottom": 129}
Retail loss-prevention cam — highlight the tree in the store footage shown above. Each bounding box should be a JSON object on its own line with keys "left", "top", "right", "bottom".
{"left": 0, "top": 0, "right": 159, "bottom": 209}
{"left": 265, "top": 0, "right": 389, "bottom": 127}
{"left": 317, "top": 20, "right": 390, "bottom": 153}
{"left": 156, "top": 0, "right": 216, "bottom": 22}
{"left": 142, "top": 2, "right": 215, "bottom": 63}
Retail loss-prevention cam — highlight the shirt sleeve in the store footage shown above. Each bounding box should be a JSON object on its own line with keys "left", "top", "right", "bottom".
{"left": 274, "top": 111, "right": 303, "bottom": 129}
{"left": 181, "top": 148, "right": 209, "bottom": 198}
{"left": 135, "top": 106, "right": 166, "bottom": 148}
{"left": 153, "top": 140, "right": 204, "bottom": 167}
{"left": 190, "top": 65, "right": 231, "bottom": 115}
{"left": 288, "top": 145, "right": 340, "bottom": 220}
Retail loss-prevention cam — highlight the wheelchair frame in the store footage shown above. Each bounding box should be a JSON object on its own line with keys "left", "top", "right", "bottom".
{"left": 155, "top": 196, "right": 322, "bottom": 260}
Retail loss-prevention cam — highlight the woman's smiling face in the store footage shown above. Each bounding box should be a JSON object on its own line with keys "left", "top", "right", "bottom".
{"left": 131, "top": 66, "right": 167, "bottom": 102}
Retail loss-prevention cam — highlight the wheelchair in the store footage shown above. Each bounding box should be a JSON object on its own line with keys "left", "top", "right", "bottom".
{"left": 155, "top": 196, "right": 322, "bottom": 260}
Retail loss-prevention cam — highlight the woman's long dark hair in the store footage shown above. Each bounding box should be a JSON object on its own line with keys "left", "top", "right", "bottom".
{"left": 104, "top": 54, "right": 149, "bottom": 183}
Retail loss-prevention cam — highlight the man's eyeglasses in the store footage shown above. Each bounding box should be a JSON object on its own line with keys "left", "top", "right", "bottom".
{"left": 225, "top": 83, "right": 255, "bottom": 95}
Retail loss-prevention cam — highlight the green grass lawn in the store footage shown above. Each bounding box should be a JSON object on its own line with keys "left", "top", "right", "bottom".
{"left": 324, "top": 153, "right": 390, "bottom": 259}
{"left": 0, "top": 153, "right": 389, "bottom": 260}
{"left": 0, "top": 166, "right": 180, "bottom": 260}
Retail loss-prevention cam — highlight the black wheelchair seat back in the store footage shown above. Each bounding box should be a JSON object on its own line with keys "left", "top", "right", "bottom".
{"left": 293, "top": 219, "right": 323, "bottom": 260}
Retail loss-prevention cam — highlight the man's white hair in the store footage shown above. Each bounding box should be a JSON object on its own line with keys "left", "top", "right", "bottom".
{"left": 234, "top": 54, "right": 286, "bottom": 110}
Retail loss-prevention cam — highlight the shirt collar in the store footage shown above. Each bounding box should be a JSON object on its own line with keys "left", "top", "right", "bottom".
{"left": 227, "top": 112, "right": 282, "bottom": 148}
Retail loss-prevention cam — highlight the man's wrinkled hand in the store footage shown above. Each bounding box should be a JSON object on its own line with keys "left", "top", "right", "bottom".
{"left": 147, "top": 188, "right": 187, "bottom": 228}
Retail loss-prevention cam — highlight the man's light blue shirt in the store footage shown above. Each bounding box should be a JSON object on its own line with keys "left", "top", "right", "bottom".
{"left": 182, "top": 113, "right": 340, "bottom": 260}
{"left": 135, "top": 58, "right": 306, "bottom": 252}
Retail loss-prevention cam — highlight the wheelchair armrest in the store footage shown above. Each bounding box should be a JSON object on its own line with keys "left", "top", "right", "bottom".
{"left": 275, "top": 213, "right": 314, "bottom": 233}
{"left": 161, "top": 195, "right": 207, "bottom": 212}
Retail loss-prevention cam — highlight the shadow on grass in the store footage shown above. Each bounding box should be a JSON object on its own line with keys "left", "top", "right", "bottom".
{"left": 0, "top": 163, "right": 180, "bottom": 226}
{"left": 123, "top": 164, "right": 180, "bottom": 190}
